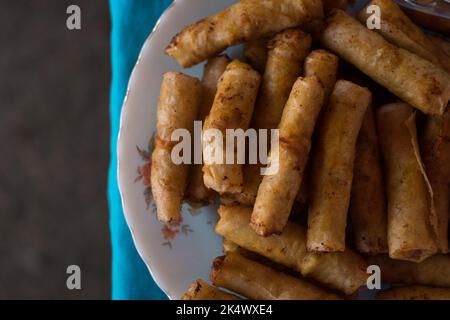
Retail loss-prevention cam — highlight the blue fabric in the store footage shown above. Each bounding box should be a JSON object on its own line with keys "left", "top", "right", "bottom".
{"left": 109, "top": 0, "right": 172, "bottom": 300}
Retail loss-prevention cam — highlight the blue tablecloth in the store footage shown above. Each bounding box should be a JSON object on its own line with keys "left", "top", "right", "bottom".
{"left": 108, "top": 0, "right": 172, "bottom": 300}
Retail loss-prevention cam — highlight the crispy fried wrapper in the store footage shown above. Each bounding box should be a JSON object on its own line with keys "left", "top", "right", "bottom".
{"left": 185, "top": 56, "right": 230, "bottom": 205}
{"left": 181, "top": 279, "right": 240, "bottom": 300}
{"left": 368, "top": 254, "right": 450, "bottom": 288}
{"left": 377, "top": 103, "right": 438, "bottom": 262}
{"left": 166, "top": 0, "right": 323, "bottom": 67}
{"left": 357, "top": 0, "right": 450, "bottom": 73}
{"left": 151, "top": 72, "right": 201, "bottom": 224}
{"left": 307, "top": 80, "right": 371, "bottom": 252}
{"left": 377, "top": 286, "right": 450, "bottom": 300}
{"left": 211, "top": 252, "right": 340, "bottom": 300}
{"left": 321, "top": 10, "right": 450, "bottom": 115}
{"left": 421, "top": 110, "right": 450, "bottom": 253}
{"left": 252, "top": 29, "right": 312, "bottom": 130}
{"left": 251, "top": 76, "right": 325, "bottom": 236}
{"left": 202, "top": 60, "right": 260, "bottom": 194}
{"left": 349, "top": 105, "right": 388, "bottom": 255}
{"left": 222, "top": 29, "right": 311, "bottom": 206}
{"left": 215, "top": 205, "right": 368, "bottom": 294}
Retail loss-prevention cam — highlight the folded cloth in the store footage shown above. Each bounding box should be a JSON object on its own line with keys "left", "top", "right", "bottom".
{"left": 109, "top": 0, "right": 172, "bottom": 300}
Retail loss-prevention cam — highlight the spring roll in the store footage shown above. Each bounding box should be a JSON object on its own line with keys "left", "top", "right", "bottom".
{"left": 221, "top": 30, "right": 311, "bottom": 206}
{"left": 181, "top": 279, "right": 240, "bottom": 300}
{"left": 216, "top": 205, "right": 368, "bottom": 294}
{"left": 252, "top": 29, "right": 312, "bottom": 130}
{"left": 307, "top": 80, "right": 371, "bottom": 252}
{"left": 357, "top": 0, "right": 450, "bottom": 73}
{"left": 429, "top": 35, "right": 450, "bottom": 58}
{"left": 165, "top": 0, "right": 323, "bottom": 67}
{"left": 211, "top": 252, "right": 340, "bottom": 300}
{"left": 368, "top": 254, "right": 450, "bottom": 287}
{"left": 151, "top": 72, "right": 201, "bottom": 224}
{"left": 295, "top": 50, "right": 339, "bottom": 204}
{"left": 377, "top": 286, "right": 450, "bottom": 300}
{"left": 321, "top": 10, "right": 450, "bottom": 116}
{"left": 185, "top": 56, "right": 230, "bottom": 205}
{"left": 377, "top": 103, "right": 437, "bottom": 262}
{"left": 251, "top": 76, "right": 325, "bottom": 236}
{"left": 421, "top": 110, "right": 450, "bottom": 253}
{"left": 244, "top": 37, "right": 269, "bottom": 73}
{"left": 202, "top": 60, "right": 260, "bottom": 194}
{"left": 349, "top": 105, "right": 388, "bottom": 255}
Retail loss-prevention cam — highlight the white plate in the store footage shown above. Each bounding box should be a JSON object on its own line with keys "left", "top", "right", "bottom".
{"left": 117, "top": 0, "right": 368, "bottom": 300}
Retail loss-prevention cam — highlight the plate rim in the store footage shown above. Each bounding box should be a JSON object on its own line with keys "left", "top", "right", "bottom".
{"left": 116, "top": 0, "right": 178, "bottom": 300}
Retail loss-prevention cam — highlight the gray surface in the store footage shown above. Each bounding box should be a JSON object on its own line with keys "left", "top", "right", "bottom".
{"left": 0, "top": 1, "right": 111, "bottom": 299}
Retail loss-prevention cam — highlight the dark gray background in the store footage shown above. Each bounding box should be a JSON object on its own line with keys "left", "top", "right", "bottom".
{"left": 0, "top": 1, "right": 111, "bottom": 299}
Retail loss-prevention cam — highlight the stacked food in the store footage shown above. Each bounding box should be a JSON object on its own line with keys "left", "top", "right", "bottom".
{"left": 149, "top": 0, "right": 450, "bottom": 300}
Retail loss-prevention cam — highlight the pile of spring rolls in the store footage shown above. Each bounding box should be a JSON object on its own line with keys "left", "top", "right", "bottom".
{"left": 147, "top": 0, "right": 450, "bottom": 300}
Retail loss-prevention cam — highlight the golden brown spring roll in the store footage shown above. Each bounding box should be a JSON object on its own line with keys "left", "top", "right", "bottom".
{"left": 165, "top": 0, "right": 323, "bottom": 67}
{"left": 251, "top": 76, "right": 325, "bottom": 236}
{"left": 307, "top": 80, "right": 371, "bottom": 252}
{"left": 216, "top": 205, "right": 368, "bottom": 294}
{"left": 349, "top": 105, "right": 388, "bottom": 255}
{"left": 252, "top": 29, "right": 312, "bottom": 130}
{"left": 151, "top": 72, "right": 201, "bottom": 224}
{"left": 221, "top": 29, "right": 311, "bottom": 206}
{"left": 421, "top": 110, "right": 450, "bottom": 253}
{"left": 357, "top": 0, "right": 450, "bottom": 73}
{"left": 377, "top": 286, "right": 450, "bottom": 300}
{"left": 377, "top": 103, "right": 438, "bottom": 262}
{"left": 429, "top": 35, "right": 450, "bottom": 58}
{"left": 244, "top": 37, "right": 269, "bottom": 74}
{"left": 181, "top": 279, "right": 240, "bottom": 300}
{"left": 321, "top": 10, "right": 450, "bottom": 116}
{"left": 211, "top": 252, "right": 340, "bottom": 300}
{"left": 368, "top": 254, "right": 450, "bottom": 287}
{"left": 185, "top": 56, "right": 230, "bottom": 205}
{"left": 202, "top": 60, "right": 260, "bottom": 194}
{"left": 295, "top": 50, "right": 339, "bottom": 204}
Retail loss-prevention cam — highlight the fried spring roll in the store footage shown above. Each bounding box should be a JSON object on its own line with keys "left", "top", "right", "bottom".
{"left": 377, "top": 286, "right": 450, "bottom": 300}
{"left": 181, "top": 279, "right": 240, "bottom": 300}
{"left": 211, "top": 252, "right": 340, "bottom": 300}
{"left": 368, "top": 254, "right": 450, "bottom": 287}
{"left": 165, "top": 0, "right": 323, "bottom": 67}
{"left": 377, "top": 103, "right": 438, "bottom": 262}
{"left": 357, "top": 0, "right": 450, "bottom": 73}
{"left": 244, "top": 37, "right": 269, "bottom": 73}
{"left": 421, "top": 110, "right": 450, "bottom": 253}
{"left": 252, "top": 29, "right": 312, "bottom": 130}
{"left": 295, "top": 50, "right": 339, "bottom": 204}
{"left": 222, "top": 29, "right": 312, "bottom": 206}
{"left": 185, "top": 56, "right": 230, "bottom": 205}
{"left": 202, "top": 60, "right": 260, "bottom": 194}
{"left": 321, "top": 10, "right": 450, "bottom": 116}
{"left": 349, "top": 105, "right": 388, "bottom": 255}
{"left": 251, "top": 76, "right": 325, "bottom": 236}
{"left": 151, "top": 72, "right": 201, "bottom": 224}
{"left": 307, "top": 80, "right": 371, "bottom": 252}
{"left": 215, "top": 205, "right": 368, "bottom": 294}
{"left": 429, "top": 35, "right": 450, "bottom": 58}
